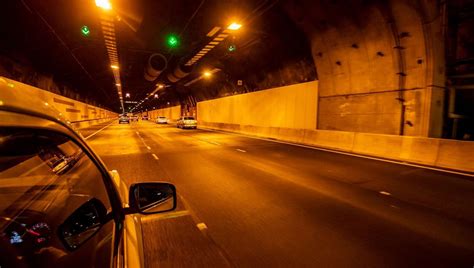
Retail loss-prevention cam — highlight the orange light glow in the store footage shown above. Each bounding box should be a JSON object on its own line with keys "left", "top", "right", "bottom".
{"left": 95, "top": 0, "right": 112, "bottom": 10}
{"left": 227, "top": 22, "right": 242, "bottom": 30}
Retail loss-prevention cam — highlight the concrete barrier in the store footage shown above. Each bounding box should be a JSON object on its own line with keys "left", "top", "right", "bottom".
{"left": 199, "top": 119, "right": 474, "bottom": 173}
{"left": 1, "top": 76, "right": 117, "bottom": 130}
{"left": 436, "top": 140, "right": 474, "bottom": 172}
{"left": 352, "top": 133, "right": 404, "bottom": 160}
{"left": 399, "top": 137, "right": 440, "bottom": 165}
{"left": 303, "top": 130, "right": 355, "bottom": 152}
{"left": 71, "top": 118, "right": 116, "bottom": 130}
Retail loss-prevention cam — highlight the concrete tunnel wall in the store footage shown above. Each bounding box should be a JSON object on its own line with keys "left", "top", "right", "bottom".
{"left": 1, "top": 77, "right": 117, "bottom": 129}
{"left": 197, "top": 80, "right": 474, "bottom": 173}
{"left": 198, "top": 81, "right": 318, "bottom": 130}
{"left": 284, "top": 0, "right": 446, "bottom": 137}
{"left": 148, "top": 105, "right": 181, "bottom": 122}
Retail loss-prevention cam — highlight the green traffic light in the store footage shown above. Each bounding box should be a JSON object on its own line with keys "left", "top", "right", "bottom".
{"left": 166, "top": 34, "right": 179, "bottom": 48}
{"left": 81, "top": 25, "right": 90, "bottom": 36}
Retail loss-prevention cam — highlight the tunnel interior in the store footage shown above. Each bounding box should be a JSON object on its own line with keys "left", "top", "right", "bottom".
{"left": 0, "top": 0, "right": 473, "bottom": 139}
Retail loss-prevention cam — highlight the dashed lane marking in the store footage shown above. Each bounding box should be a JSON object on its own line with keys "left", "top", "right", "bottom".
{"left": 196, "top": 222, "right": 208, "bottom": 231}
{"left": 202, "top": 128, "right": 474, "bottom": 178}
{"left": 146, "top": 146, "right": 151, "bottom": 150}
{"left": 236, "top": 149, "right": 246, "bottom": 153}
{"left": 379, "top": 191, "right": 392, "bottom": 196}
{"left": 152, "top": 154, "right": 159, "bottom": 160}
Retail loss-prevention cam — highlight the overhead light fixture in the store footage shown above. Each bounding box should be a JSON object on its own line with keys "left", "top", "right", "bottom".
{"left": 95, "top": 0, "right": 112, "bottom": 10}
{"left": 116, "top": 83, "right": 121, "bottom": 86}
{"left": 203, "top": 71, "right": 212, "bottom": 77}
{"left": 111, "top": 64, "right": 119, "bottom": 69}
{"left": 227, "top": 22, "right": 242, "bottom": 30}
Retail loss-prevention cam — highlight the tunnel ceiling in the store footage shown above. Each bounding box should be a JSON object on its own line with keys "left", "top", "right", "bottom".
{"left": 0, "top": 0, "right": 315, "bottom": 112}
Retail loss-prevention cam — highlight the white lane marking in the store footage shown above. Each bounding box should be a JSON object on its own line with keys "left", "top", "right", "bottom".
{"left": 135, "top": 131, "right": 152, "bottom": 148}
{"left": 379, "top": 191, "right": 392, "bottom": 196}
{"left": 196, "top": 222, "right": 208, "bottom": 231}
{"left": 84, "top": 121, "right": 115, "bottom": 140}
{"left": 236, "top": 149, "right": 246, "bottom": 153}
{"left": 141, "top": 210, "right": 190, "bottom": 221}
{"left": 201, "top": 128, "right": 474, "bottom": 178}
{"left": 152, "top": 154, "right": 159, "bottom": 160}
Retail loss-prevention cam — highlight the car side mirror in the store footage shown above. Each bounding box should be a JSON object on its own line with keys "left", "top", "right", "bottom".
{"left": 58, "top": 198, "right": 107, "bottom": 250}
{"left": 128, "top": 183, "right": 177, "bottom": 214}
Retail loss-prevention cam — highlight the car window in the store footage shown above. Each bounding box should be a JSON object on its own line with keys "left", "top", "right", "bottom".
{"left": 184, "top": 117, "right": 195, "bottom": 120}
{"left": 0, "top": 128, "right": 114, "bottom": 268}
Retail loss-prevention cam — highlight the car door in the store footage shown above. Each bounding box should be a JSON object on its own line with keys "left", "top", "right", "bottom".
{"left": 0, "top": 126, "right": 120, "bottom": 268}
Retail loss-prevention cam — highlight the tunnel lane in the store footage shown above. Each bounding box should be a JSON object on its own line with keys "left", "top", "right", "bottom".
{"left": 87, "top": 120, "right": 474, "bottom": 267}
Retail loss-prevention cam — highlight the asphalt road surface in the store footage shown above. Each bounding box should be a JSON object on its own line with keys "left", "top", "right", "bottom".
{"left": 81, "top": 120, "right": 474, "bottom": 268}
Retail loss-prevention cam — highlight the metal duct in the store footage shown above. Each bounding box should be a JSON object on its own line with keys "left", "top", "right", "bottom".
{"left": 167, "top": 72, "right": 180, "bottom": 83}
{"left": 144, "top": 53, "right": 167, "bottom": 81}
{"left": 166, "top": 63, "right": 193, "bottom": 83}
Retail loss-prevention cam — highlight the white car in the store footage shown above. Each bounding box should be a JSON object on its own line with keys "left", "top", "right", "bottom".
{"left": 177, "top": 116, "right": 197, "bottom": 129}
{"left": 156, "top": 116, "right": 168, "bottom": 124}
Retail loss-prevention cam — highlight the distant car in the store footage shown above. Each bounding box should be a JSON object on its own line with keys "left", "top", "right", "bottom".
{"left": 119, "top": 116, "right": 130, "bottom": 124}
{"left": 177, "top": 116, "right": 197, "bottom": 129}
{"left": 141, "top": 115, "right": 149, "bottom": 120}
{"left": 131, "top": 115, "right": 139, "bottom": 121}
{"left": 156, "top": 116, "right": 168, "bottom": 124}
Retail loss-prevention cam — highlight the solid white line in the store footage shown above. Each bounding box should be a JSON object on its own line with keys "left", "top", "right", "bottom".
{"left": 236, "top": 149, "right": 246, "bottom": 153}
{"left": 196, "top": 222, "right": 208, "bottom": 231}
{"left": 152, "top": 154, "right": 159, "bottom": 160}
{"left": 202, "top": 128, "right": 474, "bottom": 178}
{"left": 84, "top": 121, "right": 114, "bottom": 140}
{"left": 379, "top": 191, "right": 392, "bottom": 196}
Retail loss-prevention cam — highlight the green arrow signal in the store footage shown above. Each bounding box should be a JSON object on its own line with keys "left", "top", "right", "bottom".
{"left": 81, "top": 25, "right": 90, "bottom": 36}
